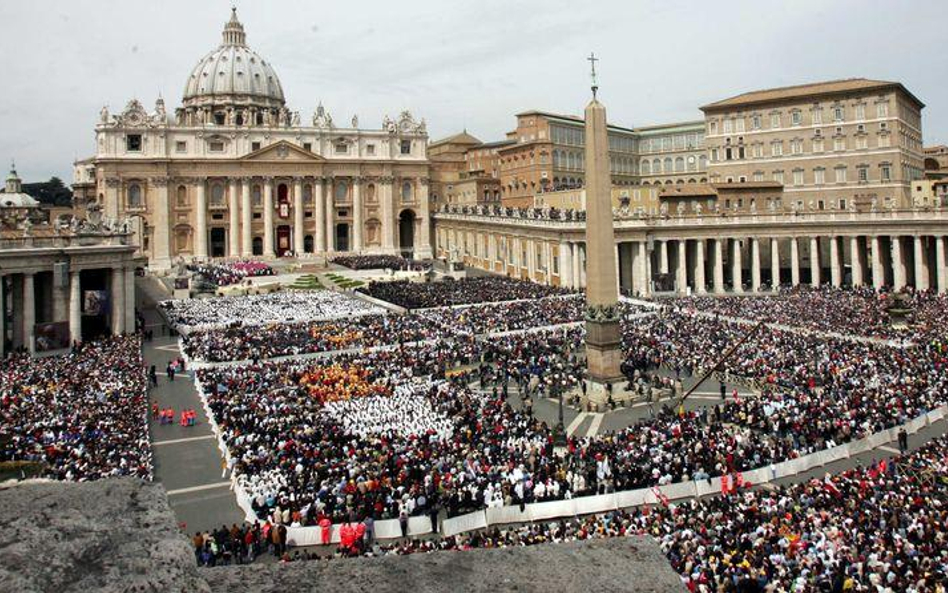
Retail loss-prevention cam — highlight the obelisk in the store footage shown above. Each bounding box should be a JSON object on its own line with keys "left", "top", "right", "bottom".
{"left": 583, "top": 54, "right": 623, "bottom": 404}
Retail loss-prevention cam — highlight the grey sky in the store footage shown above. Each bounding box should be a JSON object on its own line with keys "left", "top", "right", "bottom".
{"left": 2, "top": 0, "right": 946, "bottom": 182}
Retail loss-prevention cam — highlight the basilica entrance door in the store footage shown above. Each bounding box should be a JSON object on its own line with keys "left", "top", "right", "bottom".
{"left": 276, "top": 225, "right": 291, "bottom": 256}
{"left": 210, "top": 228, "right": 226, "bottom": 258}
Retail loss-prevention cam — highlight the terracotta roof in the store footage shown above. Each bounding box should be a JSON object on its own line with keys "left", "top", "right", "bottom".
{"left": 658, "top": 184, "right": 716, "bottom": 198}
{"left": 701, "top": 78, "right": 924, "bottom": 111}
{"left": 429, "top": 131, "right": 482, "bottom": 148}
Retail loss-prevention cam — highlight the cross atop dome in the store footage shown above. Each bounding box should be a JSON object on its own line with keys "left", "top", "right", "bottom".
{"left": 221, "top": 7, "right": 247, "bottom": 46}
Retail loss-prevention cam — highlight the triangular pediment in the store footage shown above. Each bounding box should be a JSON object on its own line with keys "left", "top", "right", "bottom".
{"left": 239, "top": 140, "right": 326, "bottom": 162}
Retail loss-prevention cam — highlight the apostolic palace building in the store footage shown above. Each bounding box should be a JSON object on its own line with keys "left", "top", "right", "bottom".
{"left": 78, "top": 9, "right": 432, "bottom": 270}
{"left": 65, "top": 9, "right": 948, "bottom": 297}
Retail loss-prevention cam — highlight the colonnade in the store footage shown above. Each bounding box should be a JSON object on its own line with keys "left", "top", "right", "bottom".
{"left": 1, "top": 265, "right": 135, "bottom": 357}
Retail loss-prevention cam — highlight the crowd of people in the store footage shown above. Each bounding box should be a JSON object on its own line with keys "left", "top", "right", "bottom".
{"left": 188, "top": 261, "right": 274, "bottom": 287}
{"left": 332, "top": 255, "right": 429, "bottom": 271}
{"left": 358, "top": 276, "right": 573, "bottom": 310}
{"left": 159, "top": 290, "right": 383, "bottom": 334}
{"left": 0, "top": 335, "right": 152, "bottom": 481}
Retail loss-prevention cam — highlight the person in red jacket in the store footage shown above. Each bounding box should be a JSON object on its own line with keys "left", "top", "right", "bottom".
{"left": 318, "top": 514, "right": 332, "bottom": 545}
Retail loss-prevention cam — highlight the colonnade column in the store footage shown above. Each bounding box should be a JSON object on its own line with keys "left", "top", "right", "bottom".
{"left": 194, "top": 179, "right": 208, "bottom": 259}
{"left": 892, "top": 236, "right": 906, "bottom": 290}
{"left": 790, "top": 237, "right": 800, "bottom": 286}
{"left": 351, "top": 178, "right": 363, "bottom": 253}
{"left": 313, "top": 178, "right": 326, "bottom": 254}
{"left": 638, "top": 241, "right": 650, "bottom": 296}
{"left": 580, "top": 244, "right": 588, "bottom": 289}
{"left": 559, "top": 241, "right": 572, "bottom": 289}
{"left": 850, "top": 236, "right": 864, "bottom": 287}
{"left": 750, "top": 238, "right": 761, "bottom": 292}
{"left": 228, "top": 178, "right": 240, "bottom": 258}
{"left": 69, "top": 270, "right": 81, "bottom": 345}
{"left": 659, "top": 240, "right": 669, "bottom": 274}
{"left": 914, "top": 236, "right": 929, "bottom": 291}
{"left": 572, "top": 242, "right": 581, "bottom": 290}
{"left": 153, "top": 177, "right": 171, "bottom": 267}
{"left": 240, "top": 179, "right": 252, "bottom": 257}
{"left": 830, "top": 237, "right": 841, "bottom": 287}
{"left": 325, "top": 179, "right": 336, "bottom": 252}
{"left": 676, "top": 240, "right": 687, "bottom": 294}
{"left": 731, "top": 239, "right": 743, "bottom": 293}
{"left": 936, "top": 236, "right": 947, "bottom": 294}
{"left": 416, "top": 180, "right": 432, "bottom": 259}
{"left": 23, "top": 273, "right": 35, "bottom": 354}
{"left": 694, "top": 239, "right": 706, "bottom": 294}
{"left": 871, "top": 236, "right": 884, "bottom": 289}
{"left": 614, "top": 244, "right": 621, "bottom": 293}
{"left": 124, "top": 267, "right": 136, "bottom": 334}
{"left": 809, "top": 237, "right": 820, "bottom": 286}
{"left": 110, "top": 268, "right": 124, "bottom": 336}
{"left": 263, "top": 179, "right": 275, "bottom": 257}
{"left": 770, "top": 238, "right": 781, "bottom": 289}
{"left": 712, "top": 238, "right": 724, "bottom": 294}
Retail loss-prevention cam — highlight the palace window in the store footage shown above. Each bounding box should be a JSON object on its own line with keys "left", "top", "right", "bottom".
{"left": 335, "top": 180, "right": 349, "bottom": 202}
{"left": 835, "top": 166, "right": 847, "bottom": 183}
{"left": 401, "top": 181, "right": 413, "bottom": 201}
{"left": 834, "top": 105, "right": 844, "bottom": 122}
{"left": 814, "top": 168, "right": 825, "bottom": 185}
{"left": 127, "top": 183, "right": 143, "bottom": 208}
{"left": 251, "top": 141, "right": 261, "bottom": 151}
{"left": 857, "top": 165, "right": 869, "bottom": 183}
{"left": 771, "top": 141, "right": 783, "bottom": 156}
{"left": 880, "top": 164, "right": 892, "bottom": 181}
{"left": 834, "top": 137, "right": 845, "bottom": 151}
{"left": 302, "top": 142, "right": 312, "bottom": 152}
{"left": 812, "top": 108, "right": 823, "bottom": 124}
{"left": 176, "top": 185, "right": 188, "bottom": 207}
{"left": 335, "top": 143, "right": 348, "bottom": 154}
{"left": 252, "top": 184, "right": 262, "bottom": 206}
{"left": 813, "top": 138, "right": 824, "bottom": 153}
{"left": 770, "top": 113, "right": 781, "bottom": 128}
{"left": 208, "top": 141, "right": 225, "bottom": 152}
{"left": 400, "top": 140, "right": 412, "bottom": 155}
{"left": 210, "top": 183, "right": 225, "bottom": 206}
{"left": 791, "top": 110, "right": 802, "bottom": 126}
{"left": 876, "top": 102, "right": 889, "bottom": 118}
{"left": 753, "top": 171, "right": 764, "bottom": 182}
{"left": 366, "top": 144, "right": 376, "bottom": 156}
{"left": 793, "top": 169, "right": 804, "bottom": 186}
{"left": 126, "top": 134, "right": 142, "bottom": 152}
{"left": 751, "top": 115, "right": 761, "bottom": 130}
{"left": 175, "top": 141, "right": 187, "bottom": 153}
{"left": 772, "top": 170, "right": 784, "bottom": 184}
{"left": 855, "top": 104, "right": 866, "bottom": 120}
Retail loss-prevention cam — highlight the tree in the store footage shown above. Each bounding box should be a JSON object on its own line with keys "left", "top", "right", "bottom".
{"left": 21, "top": 177, "right": 73, "bottom": 207}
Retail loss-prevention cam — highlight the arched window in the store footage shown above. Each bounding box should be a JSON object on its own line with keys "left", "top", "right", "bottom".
{"left": 176, "top": 185, "right": 188, "bottom": 207}
{"left": 401, "top": 181, "right": 413, "bottom": 201}
{"left": 127, "top": 183, "right": 143, "bottom": 208}
{"left": 652, "top": 158, "right": 661, "bottom": 173}
{"left": 252, "top": 184, "right": 262, "bottom": 206}
{"left": 210, "top": 183, "right": 225, "bottom": 206}
{"left": 699, "top": 155, "right": 708, "bottom": 170}
{"left": 334, "top": 180, "right": 349, "bottom": 202}
{"left": 675, "top": 157, "right": 685, "bottom": 172}
{"left": 663, "top": 157, "right": 673, "bottom": 172}
{"left": 641, "top": 160, "right": 650, "bottom": 174}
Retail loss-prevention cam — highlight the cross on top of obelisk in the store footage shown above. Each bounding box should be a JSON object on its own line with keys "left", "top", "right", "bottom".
{"left": 588, "top": 52, "right": 599, "bottom": 99}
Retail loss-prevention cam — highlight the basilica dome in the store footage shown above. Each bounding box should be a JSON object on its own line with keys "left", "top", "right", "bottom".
{"left": 182, "top": 9, "right": 285, "bottom": 110}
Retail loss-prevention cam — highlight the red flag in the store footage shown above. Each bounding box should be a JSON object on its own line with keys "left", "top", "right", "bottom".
{"left": 651, "top": 486, "right": 670, "bottom": 507}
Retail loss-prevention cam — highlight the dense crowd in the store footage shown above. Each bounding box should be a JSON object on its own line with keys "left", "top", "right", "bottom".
{"left": 159, "top": 291, "right": 383, "bottom": 334}
{"left": 358, "top": 276, "right": 573, "bottom": 310}
{"left": 332, "top": 255, "right": 428, "bottom": 271}
{"left": 0, "top": 336, "right": 152, "bottom": 481}
{"left": 180, "top": 295, "right": 587, "bottom": 362}
{"left": 188, "top": 261, "right": 274, "bottom": 287}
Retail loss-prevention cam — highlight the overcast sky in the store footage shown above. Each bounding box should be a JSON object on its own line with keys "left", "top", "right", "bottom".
{"left": 2, "top": 0, "right": 946, "bottom": 182}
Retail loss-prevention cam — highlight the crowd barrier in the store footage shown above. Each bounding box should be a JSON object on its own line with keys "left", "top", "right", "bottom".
{"left": 188, "top": 366, "right": 948, "bottom": 547}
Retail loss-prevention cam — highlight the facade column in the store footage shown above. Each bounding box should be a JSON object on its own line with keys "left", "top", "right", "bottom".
{"left": 676, "top": 240, "right": 687, "bottom": 294}
{"left": 694, "top": 239, "right": 706, "bottom": 294}
{"left": 69, "top": 270, "right": 81, "bottom": 345}
{"left": 850, "top": 236, "right": 864, "bottom": 287}
{"left": 790, "top": 237, "right": 800, "bottom": 286}
{"left": 124, "top": 266, "right": 136, "bottom": 333}
{"left": 892, "top": 236, "right": 906, "bottom": 290}
{"left": 614, "top": 244, "right": 621, "bottom": 293}
{"left": 935, "top": 236, "right": 946, "bottom": 294}
{"left": 731, "top": 238, "right": 744, "bottom": 293}
{"left": 712, "top": 238, "right": 725, "bottom": 294}
{"left": 263, "top": 178, "right": 275, "bottom": 257}
{"left": 313, "top": 178, "right": 326, "bottom": 254}
{"left": 11, "top": 276, "right": 23, "bottom": 349}
{"left": 240, "top": 179, "right": 252, "bottom": 257}
{"left": 914, "top": 236, "right": 929, "bottom": 291}
{"left": 751, "top": 237, "right": 761, "bottom": 292}
{"left": 293, "top": 177, "right": 305, "bottom": 255}
{"left": 229, "top": 178, "right": 240, "bottom": 258}
{"left": 153, "top": 177, "right": 171, "bottom": 268}
{"left": 871, "top": 236, "right": 884, "bottom": 289}
{"left": 659, "top": 240, "right": 669, "bottom": 274}
{"left": 416, "top": 179, "right": 433, "bottom": 259}
{"left": 830, "top": 237, "right": 841, "bottom": 287}
{"left": 23, "top": 273, "right": 35, "bottom": 354}
{"left": 110, "top": 268, "right": 124, "bottom": 335}
{"left": 638, "top": 240, "right": 651, "bottom": 296}
{"left": 579, "top": 244, "right": 588, "bottom": 289}
{"left": 194, "top": 178, "right": 208, "bottom": 259}
{"left": 809, "top": 236, "right": 821, "bottom": 286}
{"left": 770, "top": 238, "right": 781, "bottom": 289}
{"left": 559, "top": 241, "right": 572, "bottom": 289}
{"left": 351, "top": 178, "right": 363, "bottom": 253}
{"left": 381, "top": 177, "right": 394, "bottom": 253}
{"left": 326, "top": 178, "right": 336, "bottom": 252}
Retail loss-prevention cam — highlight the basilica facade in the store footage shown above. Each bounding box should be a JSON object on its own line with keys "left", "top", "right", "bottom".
{"left": 83, "top": 9, "right": 432, "bottom": 270}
